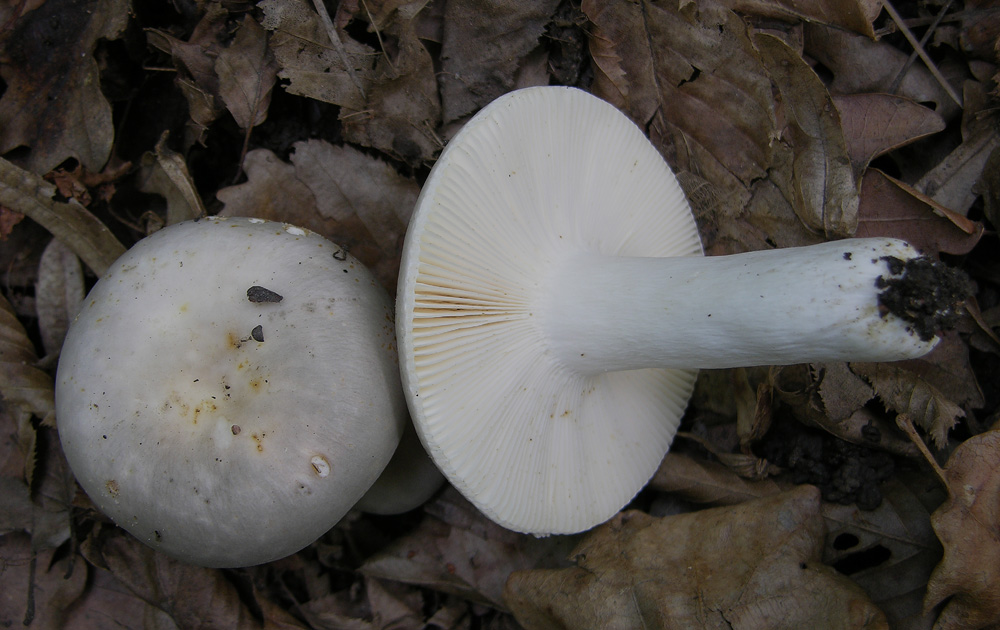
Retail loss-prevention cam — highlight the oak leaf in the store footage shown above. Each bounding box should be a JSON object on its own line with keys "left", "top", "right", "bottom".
{"left": 924, "top": 429, "right": 1000, "bottom": 629}
{"left": 504, "top": 486, "right": 888, "bottom": 629}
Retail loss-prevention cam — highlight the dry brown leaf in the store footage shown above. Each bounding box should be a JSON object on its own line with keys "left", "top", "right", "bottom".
{"left": 857, "top": 169, "right": 984, "bottom": 256}
{"left": 0, "top": 0, "right": 128, "bottom": 173}
{"left": 261, "top": 0, "right": 369, "bottom": 110}
{"left": 834, "top": 94, "right": 946, "bottom": 176}
{"left": 215, "top": 16, "right": 279, "bottom": 131}
{"left": 360, "top": 488, "right": 577, "bottom": 609}
{"left": 584, "top": 0, "right": 776, "bottom": 212}
{"left": 82, "top": 531, "right": 308, "bottom": 629}
{"left": 754, "top": 32, "right": 858, "bottom": 238}
{"left": 35, "top": 238, "right": 85, "bottom": 356}
{"left": 0, "top": 158, "right": 126, "bottom": 277}
{"left": 437, "top": 0, "right": 560, "bottom": 123}
{"left": 804, "top": 24, "right": 961, "bottom": 122}
{"left": 0, "top": 533, "right": 88, "bottom": 629}
{"left": 217, "top": 140, "right": 418, "bottom": 289}
{"left": 504, "top": 486, "right": 888, "bottom": 630}
{"left": 850, "top": 362, "right": 965, "bottom": 449}
{"left": 924, "top": 429, "right": 1000, "bottom": 630}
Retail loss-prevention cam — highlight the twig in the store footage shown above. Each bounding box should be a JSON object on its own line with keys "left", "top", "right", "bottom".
{"left": 882, "top": 0, "right": 963, "bottom": 107}
{"left": 310, "top": 0, "right": 366, "bottom": 99}
{"left": 895, "top": 413, "right": 951, "bottom": 491}
{"left": 887, "top": 0, "right": 953, "bottom": 95}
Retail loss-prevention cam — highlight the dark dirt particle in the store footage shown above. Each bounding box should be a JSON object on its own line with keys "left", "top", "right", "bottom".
{"left": 876, "top": 256, "right": 974, "bottom": 341}
{"left": 247, "top": 286, "right": 283, "bottom": 303}
{"left": 251, "top": 325, "right": 264, "bottom": 342}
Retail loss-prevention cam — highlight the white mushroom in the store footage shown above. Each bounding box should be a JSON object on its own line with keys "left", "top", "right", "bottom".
{"left": 56, "top": 216, "right": 406, "bottom": 567}
{"left": 395, "top": 86, "right": 949, "bottom": 536}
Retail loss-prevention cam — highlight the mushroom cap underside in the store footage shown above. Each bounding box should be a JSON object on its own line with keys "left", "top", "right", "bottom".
{"left": 396, "top": 86, "right": 704, "bottom": 535}
{"left": 56, "top": 217, "right": 406, "bottom": 567}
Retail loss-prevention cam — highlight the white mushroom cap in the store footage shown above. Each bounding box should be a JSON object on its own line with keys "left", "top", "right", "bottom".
{"left": 396, "top": 87, "right": 703, "bottom": 535}
{"left": 396, "top": 87, "right": 940, "bottom": 536}
{"left": 56, "top": 217, "right": 406, "bottom": 567}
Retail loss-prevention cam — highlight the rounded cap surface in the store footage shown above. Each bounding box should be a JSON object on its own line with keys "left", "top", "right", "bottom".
{"left": 396, "top": 87, "right": 704, "bottom": 535}
{"left": 56, "top": 217, "right": 406, "bottom": 567}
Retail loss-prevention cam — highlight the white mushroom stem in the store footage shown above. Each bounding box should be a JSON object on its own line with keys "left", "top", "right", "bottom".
{"left": 543, "top": 237, "right": 937, "bottom": 374}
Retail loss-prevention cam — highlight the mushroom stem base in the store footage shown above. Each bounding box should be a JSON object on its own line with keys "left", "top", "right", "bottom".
{"left": 541, "top": 238, "right": 938, "bottom": 373}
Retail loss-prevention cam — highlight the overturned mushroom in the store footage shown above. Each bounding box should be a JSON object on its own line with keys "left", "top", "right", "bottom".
{"left": 396, "top": 86, "right": 963, "bottom": 536}
{"left": 56, "top": 217, "right": 406, "bottom": 567}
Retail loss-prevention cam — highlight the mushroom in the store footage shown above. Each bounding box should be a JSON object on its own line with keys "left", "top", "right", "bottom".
{"left": 354, "top": 421, "right": 445, "bottom": 515}
{"left": 395, "top": 86, "right": 954, "bottom": 536}
{"left": 56, "top": 216, "right": 406, "bottom": 567}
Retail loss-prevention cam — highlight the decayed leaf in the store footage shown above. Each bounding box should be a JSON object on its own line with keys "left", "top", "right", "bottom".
{"left": 35, "top": 238, "right": 85, "bottom": 356}
{"left": 850, "top": 362, "right": 964, "bottom": 448}
{"left": 728, "top": 0, "right": 881, "bottom": 37}
{"left": 504, "top": 486, "right": 888, "bottom": 629}
{"left": 822, "top": 473, "right": 944, "bottom": 629}
{"left": 360, "top": 488, "right": 577, "bottom": 609}
{"left": 754, "top": 32, "right": 858, "bottom": 238}
{"left": 62, "top": 566, "right": 179, "bottom": 629}
{"left": 146, "top": 4, "right": 229, "bottom": 147}
{"left": 261, "top": 0, "right": 441, "bottom": 162}
{"left": 856, "top": 169, "right": 984, "bottom": 256}
{"left": 584, "top": 0, "right": 776, "bottom": 213}
{"left": 0, "top": 291, "right": 54, "bottom": 424}
{"left": 82, "top": 531, "right": 307, "bottom": 629}
{"left": 334, "top": 1, "right": 442, "bottom": 162}
{"left": 217, "top": 139, "right": 418, "bottom": 289}
{"left": 924, "top": 429, "right": 1000, "bottom": 630}
{"left": 0, "top": 533, "right": 88, "bottom": 629}
{"left": 216, "top": 16, "right": 279, "bottom": 131}
{"left": 0, "top": 0, "right": 129, "bottom": 173}
{"left": 136, "top": 134, "right": 207, "bottom": 225}
{"left": 0, "top": 158, "right": 126, "bottom": 277}
{"left": 437, "top": 0, "right": 560, "bottom": 123}
{"left": 834, "top": 94, "right": 946, "bottom": 175}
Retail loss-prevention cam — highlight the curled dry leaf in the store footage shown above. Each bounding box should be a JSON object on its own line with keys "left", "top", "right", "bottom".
{"left": 504, "top": 486, "right": 888, "bottom": 630}
{"left": 924, "top": 429, "right": 1000, "bottom": 630}
{"left": 850, "top": 362, "right": 964, "bottom": 449}
{"left": 0, "top": 0, "right": 128, "bottom": 173}
{"left": 137, "top": 133, "right": 207, "bottom": 225}
{"left": 753, "top": 32, "right": 858, "bottom": 238}
{"left": 914, "top": 125, "right": 1000, "bottom": 216}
